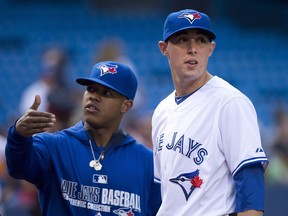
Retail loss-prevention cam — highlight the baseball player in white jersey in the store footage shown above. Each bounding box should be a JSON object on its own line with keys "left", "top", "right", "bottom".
{"left": 152, "top": 9, "right": 269, "bottom": 216}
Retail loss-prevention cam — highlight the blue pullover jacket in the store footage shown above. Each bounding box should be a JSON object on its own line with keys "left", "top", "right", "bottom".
{"left": 5, "top": 121, "right": 161, "bottom": 216}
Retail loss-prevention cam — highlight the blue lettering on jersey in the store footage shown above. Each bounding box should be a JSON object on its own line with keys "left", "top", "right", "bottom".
{"left": 194, "top": 148, "right": 208, "bottom": 165}
{"left": 155, "top": 133, "right": 164, "bottom": 154}
{"left": 186, "top": 139, "right": 202, "bottom": 158}
{"left": 155, "top": 132, "right": 208, "bottom": 165}
{"left": 166, "top": 132, "right": 184, "bottom": 154}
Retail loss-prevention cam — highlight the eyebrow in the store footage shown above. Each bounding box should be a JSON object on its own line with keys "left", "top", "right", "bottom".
{"left": 175, "top": 29, "right": 212, "bottom": 41}
{"left": 87, "top": 83, "right": 111, "bottom": 91}
{"left": 180, "top": 29, "right": 209, "bottom": 36}
{"left": 196, "top": 30, "right": 211, "bottom": 38}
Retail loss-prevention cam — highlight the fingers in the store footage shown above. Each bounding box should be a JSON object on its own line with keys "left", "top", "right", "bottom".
{"left": 16, "top": 95, "right": 57, "bottom": 137}
{"left": 16, "top": 113, "right": 56, "bottom": 137}
{"left": 30, "top": 95, "right": 41, "bottom": 111}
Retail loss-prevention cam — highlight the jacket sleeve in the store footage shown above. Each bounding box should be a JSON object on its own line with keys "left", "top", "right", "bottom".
{"left": 5, "top": 124, "right": 49, "bottom": 188}
{"left": 147, "top": 179, "right": 161, "bottom": 216}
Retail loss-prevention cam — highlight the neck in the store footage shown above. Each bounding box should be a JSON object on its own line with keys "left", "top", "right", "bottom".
{"left": 175, "top": 72, "right": 212, "bottom": 96}
{"left": 84, "top": 122, "right": 120, "bottom": 147}
{"left": 86, "top": 129, "right": 119, "bottom": 147}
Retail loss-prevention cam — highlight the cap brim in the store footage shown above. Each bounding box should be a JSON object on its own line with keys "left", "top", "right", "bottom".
{"left": 165, "top": 26, "right": 216, "bottom": 41}
{"left": 76, "top": 78, "right": 129, "bottom": 99}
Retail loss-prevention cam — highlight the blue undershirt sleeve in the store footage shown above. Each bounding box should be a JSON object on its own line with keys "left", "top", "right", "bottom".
{"left": 233, "top": 162, "right": 265, "bottom": 212}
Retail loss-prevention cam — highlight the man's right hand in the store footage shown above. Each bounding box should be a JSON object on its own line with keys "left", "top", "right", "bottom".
{"left": 16, "top": 95, "right": 56, "bottom": 137}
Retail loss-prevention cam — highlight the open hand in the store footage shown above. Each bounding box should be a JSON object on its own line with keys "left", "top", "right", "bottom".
{"left": 16, "top": 95, "right": 57, "bottom": 137}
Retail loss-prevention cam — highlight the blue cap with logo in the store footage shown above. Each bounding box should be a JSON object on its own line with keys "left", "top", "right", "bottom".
{"left": 163, "top": 9, "right": 216, "bottom": 41}
{"left": 76, "top": 61, "right": 138, "bottom": 100}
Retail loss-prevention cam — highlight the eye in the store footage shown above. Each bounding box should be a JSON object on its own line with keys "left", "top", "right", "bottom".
{"left": 103, "top": 90, "right": 113, "bottom": 96}
{"left": 195, "top": 36, "right": 209, "bottom": 44}
{"left": 86, "top": 84, "right": 117, "bottom": 98}
{"left": 169, "top": 34, "right": 189, "bottom": 44}
{"left": 176, "top": 35, "right": 189, "bottom": 44}
{"left": 87, "top": 86, "right": 95, "bottom": 92}
{"left": 178, "top": 36, "right": 187, "bottom": 43}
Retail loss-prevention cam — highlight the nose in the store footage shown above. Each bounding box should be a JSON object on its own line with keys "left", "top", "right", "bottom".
{"left": 187, "top": 39, "right": 197, "bottom": 55}
{"left": 88, "top": 92, "right": 101, "bottom": 102}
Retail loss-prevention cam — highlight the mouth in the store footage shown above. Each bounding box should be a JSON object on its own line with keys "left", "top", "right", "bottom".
{"left": 85, "top": 103, "right": 100, "bottom": 113}
{"left": 186, "top": 60, "right": 198, "bottom": 65}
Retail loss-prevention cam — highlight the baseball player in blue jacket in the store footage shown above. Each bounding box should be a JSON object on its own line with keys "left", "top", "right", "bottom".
{"left": 5, "top": 61, "right": 161, "bottom": 216}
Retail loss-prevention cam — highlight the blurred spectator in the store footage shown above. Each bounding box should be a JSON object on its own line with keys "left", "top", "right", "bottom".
{"left": 122, "top": 110, "right": 154, "bottom": 149}
{"left": 46, "top": 85, "right": 80, "bottom": 132}
{"left": 0, "top": 133, "right": 5, "bottom": 160}
{"left": 0, "top": 133, "right": 41, "bottom": 216}
{"left": 0, "top": 133, "right": 7, "bottom": 213}
{"left": 1, "top": 46, "right": 80, "bottom": 215}
{"left": 265, "top": 107, "right": 288, "bottom": 185}
{"left": 0, "top": 133, "right": 5, "bottom": 212}
{"left": 18, "top": 45, "right": 79, "bottom": 132}
{"left": 92, "top": 37, "right": 145, "bottom": 110}
{"left": 19, "top": 45, "right": 69, "bottom": 114}
{"left": 93, "top": 38, "right": 136, "bottom": 71}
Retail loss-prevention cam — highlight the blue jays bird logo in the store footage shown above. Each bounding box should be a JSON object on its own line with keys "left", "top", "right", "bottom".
{"left": 169, "top": 169, "right": 203, "bottom": 201}
{"left": 178, "top": 12, "right": 201, "bottom": 24}
{"left": 113, "top": 206, "right": 135, "bottom": 216}
{"left": 97, "top": 63, "right": 118, "bottom": 76}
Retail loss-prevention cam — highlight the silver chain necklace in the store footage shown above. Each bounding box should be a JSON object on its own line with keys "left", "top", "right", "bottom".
{"left": 88, "top": 139, "right": 104, "bottom": 171}
{"left": 86, "top": 130, "right": 123, "bottom": 171}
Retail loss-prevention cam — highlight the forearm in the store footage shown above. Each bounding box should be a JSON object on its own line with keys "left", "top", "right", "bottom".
{"left": 6, "top": 125, "right": 33, "bottom": 176}
{"left": 5, "top": 125, "right": 44, "bottom": 185}
{"left": 238, "top": 210, "right": 263, "bottom": 216}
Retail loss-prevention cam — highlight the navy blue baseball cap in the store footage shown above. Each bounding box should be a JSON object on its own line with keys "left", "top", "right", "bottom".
{"left": 163, "top": 9, "right": 216, "bottom": 41}
{"left": 76, "top": 61, "right": 138, "bottom": 100}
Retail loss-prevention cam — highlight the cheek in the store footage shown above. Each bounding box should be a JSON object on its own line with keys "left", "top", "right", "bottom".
{"left": 168, "top": 49, "right": 182, "bottom": 63}
{"left": 198, "top": 49, "right": 210, "bottom": 62}
{"left": 203, "top": 53, "right": 210, "bottom": 64}
{"left": 82, "top": 93, "right": 88, "bottom": 106}
{"left": 168, "top": 46, "right": 182, "bottom": 56}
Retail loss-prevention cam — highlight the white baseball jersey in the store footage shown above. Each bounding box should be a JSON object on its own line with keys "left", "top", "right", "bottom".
{"left": 152, "top": 76, "right": 268, "bottom": 216}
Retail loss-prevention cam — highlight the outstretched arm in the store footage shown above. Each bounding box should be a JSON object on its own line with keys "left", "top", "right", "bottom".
{"left": 5, "top": 95, "right": 56, "bottom": 186}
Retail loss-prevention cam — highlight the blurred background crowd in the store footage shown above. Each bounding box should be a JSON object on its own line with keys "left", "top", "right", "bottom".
{"left": 0, "top": 0, "right": 287, "bottom": 215}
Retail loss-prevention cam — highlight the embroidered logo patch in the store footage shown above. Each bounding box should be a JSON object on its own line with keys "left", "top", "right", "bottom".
{"left": 169, "top": 169, "right": 203, "bottom": 201}
{"left": 97, "top": 63, "right": 118, "bottom": 76}
{"left": 256, "top": 147, "right": 264, "bottom": 153}
{"left": 93, "top": 174, "right": 108, "bottom": 184}
{"left": 178, "top": 12, "right": 201, "bottom": 24}
{"left": 113, "top": 206, "right": 135, "bottom": 216}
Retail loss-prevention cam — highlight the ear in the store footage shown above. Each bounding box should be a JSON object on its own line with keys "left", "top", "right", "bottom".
{"left": 121, "top": 100, "right": 133, "bottom": 113}
{"left": 158, "top": 41, "right": 168, "bottom": 56}
{"left": 209, "top": 41, "right": 216, "bottom": 57}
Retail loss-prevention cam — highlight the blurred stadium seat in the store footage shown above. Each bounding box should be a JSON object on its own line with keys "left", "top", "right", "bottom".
{"left": 0, "top": 1, "right": 287, "bottom": 128}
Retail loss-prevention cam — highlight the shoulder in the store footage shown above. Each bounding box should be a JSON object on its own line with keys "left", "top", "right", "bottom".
{"left": 206, "top": 76, "right": 254, "bottom": 106}
{"left": 207, "top": 76, "right": 244, "bottom": 96}
{"left": 152, "top": 91, "right": 175, "bottom": 119}
{"left": 35, "top": 122, "right": 85, "bottom": 143}
{"left": 121, "top": 135, "right": 153, "bottom": 158}
{"left": 127, "top": 138, "right": 153, "bottom": 153}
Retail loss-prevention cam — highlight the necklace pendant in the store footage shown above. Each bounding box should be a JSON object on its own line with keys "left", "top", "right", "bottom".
{"left": 94, "top": 161, "right": 102, "bottom": 171}
{"left": 89, "top": 160, "right": 97, "bottom": 168}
